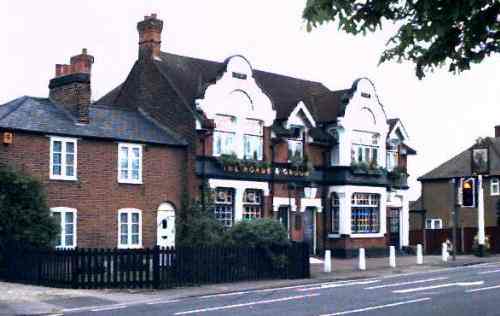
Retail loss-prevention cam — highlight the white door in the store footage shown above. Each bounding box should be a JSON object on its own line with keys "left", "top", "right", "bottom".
{"left": 157, "top": 209, "right": 175, "bottom": 248}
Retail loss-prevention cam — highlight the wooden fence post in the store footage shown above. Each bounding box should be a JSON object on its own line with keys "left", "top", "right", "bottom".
{"left": 153, "top": 246, "right": 160, "bottom": 289}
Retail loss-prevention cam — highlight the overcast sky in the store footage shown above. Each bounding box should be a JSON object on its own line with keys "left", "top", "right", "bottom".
{"left": 2, "top": 0, "right": 499, "bottom": 200}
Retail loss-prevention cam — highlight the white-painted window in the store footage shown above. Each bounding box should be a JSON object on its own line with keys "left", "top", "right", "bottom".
{"left": 425, "top": 218, "right": 443, "bottom": 230}
{"left": 243, "top": 119, "right": 263, "bottom": 160}
{"left": 118, "top": 209, "right": 142, "bottom": 248}
{"left": 118, "top": 143, "right": 142, "bottom": 184}
{"left": 51, "top": 207, "right": 77, "bottom": 249}
{"left": 386, "top": 150, "right": 398, "bottom": 171}
{"left": 50, "top": 137, "right": 77, "bottom": 180}
{"left": 287, "top": 126, "right": 304, "bottom": 162}
{"left": 491, "top": 177, "right": 500, "bottom": 196}
{"left": 351, "top": 132, "right": 379, "bottom": 166}
{"left": 213, "top": 115, "right": 236, "bottom": 156}
{"left": 331, "top": 193, "right": 340, "bottom": 234}
{"left": 214, "top": 188, "right": 235, "bottom": 227}
{"left": 243, "top": 189, "right": 263, "bottom": 220}
{"left": 351, "top": 193, "right": 380, "bottom": 233}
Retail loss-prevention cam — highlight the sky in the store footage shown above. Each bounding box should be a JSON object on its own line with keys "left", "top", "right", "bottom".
{"left": 1, "top": 0, "right": 499, "bottom": 200}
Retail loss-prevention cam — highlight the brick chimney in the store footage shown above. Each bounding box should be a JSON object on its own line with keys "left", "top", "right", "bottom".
{"left": 495, "top": 125, "right": 500, "bottom": 138}
{"left": 137, "top": 13, "right": 163, "bottom": 60}
{"left": 49, "top": 49, "right": 94, "bottom": 124}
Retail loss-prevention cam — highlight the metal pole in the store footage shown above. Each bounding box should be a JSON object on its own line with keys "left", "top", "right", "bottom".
{"left": 452, "top": 178, "right": 458, "bottom": 261}
{"left": 478, "top": 175, "right": 486, "bottom": 256}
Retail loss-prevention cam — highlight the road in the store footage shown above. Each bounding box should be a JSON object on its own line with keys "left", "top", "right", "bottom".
{"left": 63, "top": 262, "right": 500, "bottom": 316}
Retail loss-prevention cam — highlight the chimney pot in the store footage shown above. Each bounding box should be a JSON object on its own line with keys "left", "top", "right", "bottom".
{"left": 137, "top": 13, "right": 163, "bottom": 59}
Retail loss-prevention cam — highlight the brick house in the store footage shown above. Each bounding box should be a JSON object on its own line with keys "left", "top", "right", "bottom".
{"left": 414, "top": 127, "right": 500, "bottom": 231}
{"left": 0, "top": 14, "right": 416, "bottom": 257}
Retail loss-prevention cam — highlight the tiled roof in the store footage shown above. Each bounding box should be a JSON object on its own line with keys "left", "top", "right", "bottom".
{"left": 0, "top": 96, "right": 186, "bottom": 146}
{"left": 410, "top": 197, "right": 424, "bottom": 211}
{"left": 419, "top": 137, "right": 500, "bottom": 180}
{"left": 98, "top": 52, "right": 341, "bottom": 123}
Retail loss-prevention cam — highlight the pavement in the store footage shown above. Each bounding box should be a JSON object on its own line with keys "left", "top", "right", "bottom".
{"left": 1, "top": 253, "right": 499, "bottom": 316}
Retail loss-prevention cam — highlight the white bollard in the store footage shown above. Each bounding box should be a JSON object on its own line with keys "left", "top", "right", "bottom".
{"left": 389, "top": 246, "right": 396, "bottom": 268}
{"left": 359, "top": 248, "right": 366, "bottom": 271}
{"left": 324, "top": 250, "right": 332, "bottom": 273}
{"left": 417, "top": 244, "right": 423, "bottom": 265}
{"left": 442, "top": 242, "right": 448, "bottom": 262}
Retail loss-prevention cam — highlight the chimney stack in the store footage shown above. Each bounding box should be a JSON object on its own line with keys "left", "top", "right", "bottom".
{"left": 495, "top": 126, "right": 500, "bottom": 138}
{"left": 137, "top": 13, "right": 163, "bottom": 60}
{"left": 49, "top": 49, "right": 94, "bottom": 124}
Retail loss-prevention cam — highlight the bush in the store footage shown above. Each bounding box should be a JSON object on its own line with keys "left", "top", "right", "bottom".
{"left": 228, "top": 219, "right": 291, "bottom": 270}
{"left": 0, "top": 167, "right": 59, "bottom": 270}
{"left": 176, "top": 190, "right": 228, "bottom": 247}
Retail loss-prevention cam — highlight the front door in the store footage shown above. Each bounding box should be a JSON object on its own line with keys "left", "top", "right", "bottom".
{"left": 304, "top": 207, "right": 316, "bottom": 255}
{"left": 278, "top": 206, "right": 290, "bottom": 236}
{"left": 387, "top": 207, "right": 401, "bottom": 247}
{"left": 157, "top": 210, "right": 175, "bottom": 248}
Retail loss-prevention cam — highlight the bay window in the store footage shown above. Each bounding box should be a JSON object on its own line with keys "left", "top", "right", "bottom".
{"left": 243, "top": 119, "right": 263, "bottom": 160}
{"left": 288, "top": 127, "right": 304, "bottom": 162}
{"left": 351, "top": 132, "right": 379, "bottom": 166}
{"left": 214, "top": 188, "right": 235, "bottom": 227}
{"left": 50, "top": 137, "right": 77, "bottom": 180}
{"left": 118, "top": 143, "right": 142, "bottom": 184}
{"left": 243, "top": 189, "right": 263, "bottom": 220}
{"left": 351, "top": 193, "right": 380, "bottom": 233}
{"left": 213, "top": 115, "right": 236, "bottom": 156}
{"left": 386, "top": 149, "right": 398, "bottom": 171}
{"left": 51, "top": 207, "right": 77, "bottom": 249}
{"left": 118, "top": 208, "right": 142, "bottom": 248}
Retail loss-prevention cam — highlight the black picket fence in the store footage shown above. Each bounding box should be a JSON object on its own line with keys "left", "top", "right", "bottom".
{"left": 0, "top": 243, "right": 309, "bottom": 289}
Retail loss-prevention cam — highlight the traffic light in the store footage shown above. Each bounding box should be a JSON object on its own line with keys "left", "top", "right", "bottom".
{"left": 462, "top": 178, "right": 476, "bottom": 207}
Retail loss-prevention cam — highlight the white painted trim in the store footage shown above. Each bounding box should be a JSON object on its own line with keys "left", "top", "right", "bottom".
{"left": 50, "top": 207, "right": 77, "bottom": 249}
{"left": 208, "top": 179, "right": 269, "bottom": 222}
{"left": 273, "top": 197, "right": 297, "bottom": 212}
{"left": 117, "top": 143, "right": 143, "bottom": 184}
{"left": 491, "top": 177, "right": 500, "bottom": 196}
{"left": 49, "top": 136, "right": 78, "bottom": 181}
{"left": 286, "top": 101, "right": 316, "bottom": 128}
{"left": 117, "top": 208, "right": 143, "bottom": 249}
{"left": 300, "top": 198, "right": 322, "bottom": 213}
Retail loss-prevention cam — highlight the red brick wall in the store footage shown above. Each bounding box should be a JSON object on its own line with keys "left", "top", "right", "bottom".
{"left": 0, "top": 130, "right": 185, "bottom": 248}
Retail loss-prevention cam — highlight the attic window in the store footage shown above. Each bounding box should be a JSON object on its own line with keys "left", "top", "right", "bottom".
{"left": 232, "top": 72, "right": 247, "bottom": 80}
{"left": 361, "top": 92, "right": 371, "bottom": 99}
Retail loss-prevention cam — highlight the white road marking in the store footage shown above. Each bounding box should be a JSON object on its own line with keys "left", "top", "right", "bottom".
{"left": 298, "top": 280, "right": 380, "bottom": 291}
{"left": 393, "top": 281, "right": 484, "bottom": 294}
{"left": 174, "top": 293, "right": 320, "bottom": 315}
{"left": 146, "top": 299, "right": 181, "bottom": 305}
{"left": 364, "top": 277, "right": 448, "bottom": 290}
{"left": 319, "top": 297, "right": 431, "bottom": 316}
{"left": 466, "top": 284, "right": 500, "bottom": 293}
{"left": 91, "top": 304, "right": 128, "bottom": 312}
{"left": 478, "top": 269, "right": 500, "bottom": 275}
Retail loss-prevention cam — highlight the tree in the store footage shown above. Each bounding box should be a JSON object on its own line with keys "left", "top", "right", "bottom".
{"left": 303, "top": 0, "right": 500, "bottom": 79}
{"left": 0, "top": 167, "right": 59, "bottom": 251}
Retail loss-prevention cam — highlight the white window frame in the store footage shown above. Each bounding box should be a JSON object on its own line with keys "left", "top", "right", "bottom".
{"left": 117, "top": 143, "right": 143, "bottom": 184}
{"left": 425, "top": 218, "right": 443, "bottom": 230}
{"left": 50, "top": 137, "right": 77, "bottom": 181}
{"left": 51, "top": 207, "right": 77, "bottom": 249}
{"left": 117, "top": 208, "right": 143, "bottom": 249}
{"left": 491, "top": 177, "right": 500, "bottom": 196}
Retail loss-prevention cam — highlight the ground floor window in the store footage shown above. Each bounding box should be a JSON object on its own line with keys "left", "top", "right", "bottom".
{"left": 425, "top": 218, "right": 443, "bottom": 230}
{"left": 351, "top": 193, "right": 380, "bottom": 233}
{"left": 243, "top": 189, "right": 263, "bottom": 220}
{"left": 214, "top": 188, "right": 235, "bottom": 227}
{"left": 331, "top": 193, "right": 340, "bottom": 234}
{"left": 51, "top": 207, "right": 77, "bottom": 249}
{"left": 118, "top": 209, "right": 142, "bottom": 248}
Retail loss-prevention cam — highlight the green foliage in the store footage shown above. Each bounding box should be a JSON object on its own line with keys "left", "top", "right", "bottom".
{"left": 303, "top": 0, "right": 500, "bottom": 79}
{"left": 0, "top": 167, "right": 59, "bottom": 266}
{"left": 176, "top": 189, "right": 228, "bottom": 247}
